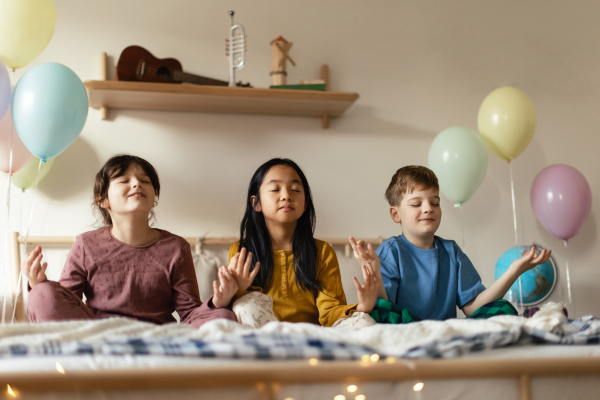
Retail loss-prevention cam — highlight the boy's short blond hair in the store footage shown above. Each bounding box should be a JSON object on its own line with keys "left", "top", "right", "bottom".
{"left": 385, "top": 166, "right": 439, "bottom": 206}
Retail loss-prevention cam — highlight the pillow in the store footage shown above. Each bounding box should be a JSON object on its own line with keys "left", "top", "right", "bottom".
{"left": 192, "top": 251, "right": 220, "bottom": 303}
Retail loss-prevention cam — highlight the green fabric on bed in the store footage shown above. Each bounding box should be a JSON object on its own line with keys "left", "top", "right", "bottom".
{"left": 369, "top": 298, "right": 422, "bottom": 324}
{"left": 468, "top": 299, "right": 518, "bottom": 319}
{"left": 370, "top": 298, "right": 517, "bottom": 324}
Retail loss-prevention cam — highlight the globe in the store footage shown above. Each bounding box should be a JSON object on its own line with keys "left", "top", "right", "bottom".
{"left": 494, "top": 245, "right": 558, "bottom": 307}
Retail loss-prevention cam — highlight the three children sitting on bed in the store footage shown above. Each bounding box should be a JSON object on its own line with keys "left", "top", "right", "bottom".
{"left": 21, "top": 155, "right": 551, "bottom": 327}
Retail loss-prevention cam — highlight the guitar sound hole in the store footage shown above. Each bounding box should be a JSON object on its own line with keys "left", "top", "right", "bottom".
{"left": 156, "top": 67, "right": 171, "bottom": 80}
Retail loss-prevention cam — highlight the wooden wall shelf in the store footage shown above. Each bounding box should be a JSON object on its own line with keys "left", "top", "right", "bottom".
{"left": 84, "top": 80, "right": 359, "bottom": 128}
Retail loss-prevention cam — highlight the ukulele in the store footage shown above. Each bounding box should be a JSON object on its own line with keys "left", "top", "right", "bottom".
{"left": 115, "top": 45, "right": 251, "bottom": 87}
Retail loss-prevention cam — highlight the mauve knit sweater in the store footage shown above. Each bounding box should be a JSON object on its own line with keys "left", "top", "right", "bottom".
{"left": 49, "top": 227, "right": 217, "bottom": 325}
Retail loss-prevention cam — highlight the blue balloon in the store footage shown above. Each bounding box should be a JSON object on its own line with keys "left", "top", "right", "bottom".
{"left": 11, "top": 62, "right": 88, "bottom": 160}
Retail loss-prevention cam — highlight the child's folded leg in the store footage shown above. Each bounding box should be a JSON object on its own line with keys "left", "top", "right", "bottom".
{"left": 369, "top": 298, "right": 422, "bottom": 324}
{"left": 184, "top": 298, "right": 237, "bottom": 329}
{"left": 467, "top": 299, "right": 518, "bottom": 319}
{"left": 332, "top": 312, "right": 377, "bottom": 328}
{"left": 27, "top": 281, "right": 97, "bottom": 323}
{"left": 232, "top": 292, "right": 278, "bottom": 329}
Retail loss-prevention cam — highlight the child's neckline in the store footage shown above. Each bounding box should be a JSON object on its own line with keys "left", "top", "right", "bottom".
{"left": 272, "top": 248, "right": 293, "bottom": 254}
{"left": 400, "top": 234, "right": 438, "bottom": 252}
{"left": 107, "top": 227, "right": 165, "bottom": 248}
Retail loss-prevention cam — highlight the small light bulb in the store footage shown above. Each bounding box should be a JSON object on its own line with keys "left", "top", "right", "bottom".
{"left": 370, "top": 354, "right": 380, "bottom": 362}
{"left": 7, "top": 384, "right": 16, "bottom": 397}
{"left": 56, "top": 362, "right": 65, "bottom": 374}
{"left": 413, "top": 382, "right": 424, "bottom": 391}
{"left": 309, "top": 358, "right": 319, "bottom": 366}
{"left": 355, "top": 395, "right": 366, "bottom": 400}
{"left": 334, "top": 395, "right": 346, "bottom": 400}
{"left": 347, "top": 385, "right": 357, "bottom": 393}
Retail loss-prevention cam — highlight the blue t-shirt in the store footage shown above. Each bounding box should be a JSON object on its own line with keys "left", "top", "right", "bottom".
{"left": 376, "top": 234, "right": 486, "bottom": 320}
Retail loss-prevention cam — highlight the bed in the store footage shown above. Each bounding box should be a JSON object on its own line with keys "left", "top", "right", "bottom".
{"left": 3, "top": 232, "right": 600, "bottom": 400}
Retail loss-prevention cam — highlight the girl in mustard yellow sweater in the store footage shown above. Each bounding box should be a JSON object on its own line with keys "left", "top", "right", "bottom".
{"left": 227, "top": 158, "right": 378, "bottom": 327}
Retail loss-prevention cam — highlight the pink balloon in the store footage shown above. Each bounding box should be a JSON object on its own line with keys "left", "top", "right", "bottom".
{"left": 531, "top": 164, "right": 592, "bottom": 242}
{"left": 0, "top": 103, "right": 34, "bottom": 174}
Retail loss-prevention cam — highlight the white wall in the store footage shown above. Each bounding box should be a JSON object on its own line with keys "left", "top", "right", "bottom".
{"left": 1, "top": 0, "right": 599, "bottom": 316}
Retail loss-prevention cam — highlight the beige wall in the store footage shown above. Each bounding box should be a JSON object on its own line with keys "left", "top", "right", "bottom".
{"left": 1, "top": 0, "right": 599, "bottom": 316}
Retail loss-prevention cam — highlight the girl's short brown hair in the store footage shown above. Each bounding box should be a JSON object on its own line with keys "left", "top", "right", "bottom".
{"left": 93, "top": 155, "right": 160, "bottom": 226}
{"left": 384, "top": 165, "right": 439, "bottom": 206}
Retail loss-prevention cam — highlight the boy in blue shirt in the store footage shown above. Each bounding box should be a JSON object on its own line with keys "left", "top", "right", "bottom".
{"left": 350, "top": 165, "right": 551, "bottom": 321}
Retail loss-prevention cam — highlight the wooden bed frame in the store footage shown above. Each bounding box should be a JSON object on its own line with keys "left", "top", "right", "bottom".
{"left": 5, "top": 232, "right": 600, "bottom": 400}
{"left": 2, "top": 357, "right": 600, "bottom": 400}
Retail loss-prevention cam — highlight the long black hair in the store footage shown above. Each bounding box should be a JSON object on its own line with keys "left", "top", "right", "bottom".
{"left": 239, "top": 158, "right": 321, "bottom": 296}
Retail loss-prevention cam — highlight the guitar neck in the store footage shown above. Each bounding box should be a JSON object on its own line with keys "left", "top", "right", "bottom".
{"left": 172, "top": 70, "right": 229, "bottom": 86}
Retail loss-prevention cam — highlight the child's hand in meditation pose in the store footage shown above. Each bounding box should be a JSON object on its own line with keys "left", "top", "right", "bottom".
{"left": 354, "top": 262, "right": 378, "bottom": 313}
{"left": 212, "top": 266, "right": 239, "bottom": 308}
{"left": 349, "top": 237, "right": 388, "bottom": 300}
{"left": 462, "top": 246, "right": 553, "bottom": 316}
{"left": 227, "top": 247, "right": 260, "bottom": 291}
{"left": 510, "top": 246, "right": 552, "bottom": 274}
{"left": 21, "top": 246, "right": 48, "bottom": 288}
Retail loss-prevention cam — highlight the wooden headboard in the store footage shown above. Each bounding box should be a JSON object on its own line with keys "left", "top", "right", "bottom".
{"left": 7, "top": 232, "right": 382, "bottom": 323}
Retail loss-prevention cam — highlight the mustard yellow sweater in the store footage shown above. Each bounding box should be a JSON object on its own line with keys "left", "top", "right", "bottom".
{"left": 229, "top": 240, "right": 356, "bottom": 327}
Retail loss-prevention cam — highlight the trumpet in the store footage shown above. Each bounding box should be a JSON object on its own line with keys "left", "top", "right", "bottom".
{"left": 225, "top": 11, "right": 246, "bottom": 87}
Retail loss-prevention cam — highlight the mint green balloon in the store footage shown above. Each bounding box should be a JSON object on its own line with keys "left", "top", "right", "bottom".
{"left": 428, "top": 127, "right": 488, "bottom": 205}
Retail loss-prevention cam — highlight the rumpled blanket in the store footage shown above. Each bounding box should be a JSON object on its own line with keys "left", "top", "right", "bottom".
{"left": 0, "top": 302, "right": 597, "bottom": 360}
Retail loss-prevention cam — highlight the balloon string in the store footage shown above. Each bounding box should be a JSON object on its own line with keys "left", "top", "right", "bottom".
{"left": 2, "top": 69, "right": 17, "bottom": 324}
{"left": 11, "top": 158, "right": 43, "bottom": 323}
{"left": 1, "top": 115, "right": 15, "bottom": 325}
{"left": 509, "top": 162, "right": 523, "bottom": 314}
{"left": 455, "top": 203, "right": 465, "bottom": 250}
{"left": 564, "top": 240, "right": 574, "bottom": 317}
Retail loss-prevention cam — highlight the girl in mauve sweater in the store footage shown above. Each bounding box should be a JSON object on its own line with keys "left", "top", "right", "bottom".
{"left": 23, "top": 155, "right": 237, "bottom": 327}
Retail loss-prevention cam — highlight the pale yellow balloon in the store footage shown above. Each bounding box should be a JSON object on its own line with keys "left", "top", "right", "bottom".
{"left": 2, "top": 157, "right": 55, "bottom": 190}
{"left": 477, "top": 87, "right": 537, "bottom": 162}
{"left": 0, "top": 0, "right": 57, "bottom": 69}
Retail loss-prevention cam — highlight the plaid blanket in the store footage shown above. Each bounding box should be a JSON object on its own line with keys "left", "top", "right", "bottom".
{"left": 525, "top": 316, "right": 600, "bottom": 345}
{"left": 4, "top": 332, "right": 377, "bottom": 360}
{"left": 395, "top": 316, "right": 600, "bottom": 359}
{"left": 402, "top": 325, "right": 522, "bottom": 359}
{"left": 1, "top": 309, "right": 598, "bottom": 361}
{"left": 4, "top": 319, "right": 596, "bottom": 361}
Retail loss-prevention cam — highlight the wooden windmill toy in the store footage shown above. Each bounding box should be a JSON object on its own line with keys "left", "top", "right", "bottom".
{"left": 270, "top": 36, "right": 296, "bottom": 86}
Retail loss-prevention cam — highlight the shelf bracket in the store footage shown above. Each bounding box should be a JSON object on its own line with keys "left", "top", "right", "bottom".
{"left": 321, "top": 64, "right": 330, "bottom": 129}
{"left": 100, "top": 52, "right": 108, "bottom": 120}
